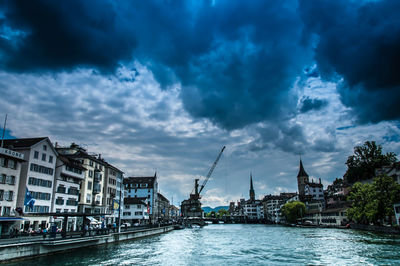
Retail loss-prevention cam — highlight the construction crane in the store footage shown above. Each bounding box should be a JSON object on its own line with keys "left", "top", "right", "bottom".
{"left": 182, "top": 146, "right": 226, "bottom": 218}
{"left": 199, "top": 145, "right": 225, "bottom": 195}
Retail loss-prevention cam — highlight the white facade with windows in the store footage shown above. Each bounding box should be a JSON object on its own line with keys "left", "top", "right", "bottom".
{"left": 243, "top": 200, "right": 263, "bottom": 220}
{"left": 2, "top": 137, "right": 57, "bottom": 231}
{"left": 52, "top": 154, "right": 85, "bottom": 214}
{"left": 0, "top": 148, "right": 24, "bottom": 218}
{"left": 123, "top": 198, "right": 149, "bottom": 224}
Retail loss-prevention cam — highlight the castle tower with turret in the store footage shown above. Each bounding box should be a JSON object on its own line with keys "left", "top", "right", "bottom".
{"left": 297, "top": 159, "right": 309, "bottom": 197}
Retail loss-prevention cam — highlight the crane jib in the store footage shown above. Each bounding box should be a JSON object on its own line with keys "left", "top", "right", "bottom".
{"left": 198, "top": 146, "right": 226, "bottom": 194}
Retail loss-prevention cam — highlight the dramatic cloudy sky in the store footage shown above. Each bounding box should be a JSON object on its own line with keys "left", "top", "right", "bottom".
{"left": 1, "top": 0, "right": 400, "bottom": 207}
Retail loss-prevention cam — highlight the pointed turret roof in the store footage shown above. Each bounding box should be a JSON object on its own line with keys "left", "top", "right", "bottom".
{"left": 249, "top": 173, "right": 255, "bottom": 201}
{"left": 297, "top": 159, "right": 309, "bottom": 178}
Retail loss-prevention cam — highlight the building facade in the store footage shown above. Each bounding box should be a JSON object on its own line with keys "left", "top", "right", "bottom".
{"left": 104, "top": 163, "right": 124, "bottom": 225}
{"left": 56, "top": 144, "right": 107, "bottom": 215}
{"left": 243, "top": 175, "right": 263, "bottom": 221}
{"left": 52, "top": 153, "right": 86, "bottom": 230}
{"left": 0, "top": 146, "right": 25, "bottom": 235}
{"left": 156, "top": 193, "right": 170, "bottom": 222}
{"left": 122, "top": 198, "right": 148, "bottom": 224}
{"left": 124, "top": 174, "right": 158, "bottom": 223}
{"left": 3, "top": 138, "right": 58, "bottom": 231}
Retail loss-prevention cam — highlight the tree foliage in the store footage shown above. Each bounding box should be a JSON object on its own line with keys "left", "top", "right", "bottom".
{"left": 281, "top": 201, "right": 306, "bottom": 224}
{"left": 347, "top": 175, "right": 400, "bottom": 225}
{"left": 344, "top": 141, "right": 397, "bottom": 184}
{"left": 217, "top": 209, "right": 229, "bottom": 217}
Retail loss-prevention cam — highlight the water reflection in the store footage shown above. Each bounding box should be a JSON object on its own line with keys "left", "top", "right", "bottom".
{"left": 9, "top": 224, "right": 400, "bottom": 266}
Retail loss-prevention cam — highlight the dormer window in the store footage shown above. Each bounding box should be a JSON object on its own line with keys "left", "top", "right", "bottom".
{"left": 43, "top": 145, "right": 47, "bottom": 151}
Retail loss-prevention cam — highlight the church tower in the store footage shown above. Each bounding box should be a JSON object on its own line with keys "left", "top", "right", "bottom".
{"left": 297, "top": 159, "right": 309, "bottom": 197}
{"left": 249, "top": 173, "right": 255, "bottom": 201}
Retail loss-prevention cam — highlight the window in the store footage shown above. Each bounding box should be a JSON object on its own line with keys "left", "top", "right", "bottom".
{"left": 0, "top": 190, "right": 3, "bottom": 200}
{"left": 30, "top": 191, "right": 51, "bottom": 200}
{"left": 30, "top": 163, "right": 54, "bottom": 176}
{"left": 86, "top": 194, "right": 91, "bottom": 203}
{"left": 8, "top": 159, "right": 16, "bottom": 169}
{"left": 88, "top": 170, "right": 93, "bottom": 178}
{"left": 3, "top": 207, "right": 10, "bottom": 216}
{"left": 137, "top": 205, "right": 142, "bottom": 209}
{"left": 49, "top": 156, "right": 53, "bottom": 164}
{"left": 0, "top": 174, "right": 5, "bottom": 184}
{"left": 34, "top": 151, "right": 39, "bottom": 159}
{"left": 89, "top": 160, "right": 94, "bottom": 167}
{"left": 4, "top": 191, "right": 13, "bottom": 201}
{"left": 87, "top": 181, "right": 92, "bottom": 190}
{"left": 6, "top": 175, "right": 15, "bottom": 185}
{"left": 43, "top": 145, "right": 47, "bottom": 151}
{"left": 0, "top": 157, "right": 5, "bottom": 167}
{"left": 28, "top": 177, "right": 52, "bottom": 188}
{"left": 42, "top": 153, "right": 46, "bottom": 161}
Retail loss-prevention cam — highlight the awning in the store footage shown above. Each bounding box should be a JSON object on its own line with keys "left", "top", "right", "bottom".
{"left": 87, "top": 216, "right": 101, "bottom": 225}
{"left": 0, "top": 217, "right": 26, "bottom": 222}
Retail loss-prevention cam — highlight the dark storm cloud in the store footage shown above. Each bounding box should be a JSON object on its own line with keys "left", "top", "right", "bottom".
{"left": 0, "top": 0, "right": 135, "bottom": 72}
{"left": 299, "top": 96, "right": 328, "bottom": 113}
{"left": 0, "top": 0, "right": 312, "bottom": 133}
{"left": 249, "top": 123, "right": 309, "bottom": 154}
{"left": 299, "top": 0, "right": 400, "bottom": 123}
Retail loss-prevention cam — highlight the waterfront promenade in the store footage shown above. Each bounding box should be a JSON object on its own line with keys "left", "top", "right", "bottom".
{"left": 0, "top": 225, "right": 174, "bottom": 262}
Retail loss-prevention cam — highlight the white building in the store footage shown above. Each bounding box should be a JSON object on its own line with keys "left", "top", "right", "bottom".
{"left": 243, "top": 174, "right": 263, "bottom": 221}
{"left": 56, "top": 144, "right": 107, "bottom": 215}
{"left": 243, "top": 201, "right": 263, "bottom": 220}
{"left": 262, "top": 193, "right": 297, "bottom": 223}
{"left": 122, "top": 198, "right": 149, "bottom": 224}
{"left": 0, "top": 146, "right": 25, "bottom": 236}
{"left": 124, "top": 174, "right": 158, "bottom": 223}
{"left": 394, "top": 203, "right": 400, "bottom": 226}
{"left": 104, "top": 163, "right": 124, "bottom": 225}
{"left": 3, "top": 137, "right": 57, "bottom": 231}
{"left": 52, "top": 153, "right": 86, "bottom": 230}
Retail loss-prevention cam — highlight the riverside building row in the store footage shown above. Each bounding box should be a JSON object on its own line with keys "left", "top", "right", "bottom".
{"left": 0, "top": 137, "right": 177, "bottom": 237}
{"left": 229, "top": 159, "right": 400, "bottom": 227}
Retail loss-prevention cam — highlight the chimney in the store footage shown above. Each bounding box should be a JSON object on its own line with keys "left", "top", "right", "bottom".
{"left": 55, "top": 142, "right": 58, "bottom": 148}
{"left": 319, "top": 178, "right": 321, "bottom": 184}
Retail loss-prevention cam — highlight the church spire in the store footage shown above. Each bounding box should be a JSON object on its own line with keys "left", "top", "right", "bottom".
{"left": 249, "top": 173, "right": 255, "bottom": 201}
{"left": 297, "top": 159, "right": 309, "bottom": 178}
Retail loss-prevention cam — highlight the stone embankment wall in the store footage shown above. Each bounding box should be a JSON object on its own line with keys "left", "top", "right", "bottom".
{"left": 0, "top": 226, "right": 174, "bottom": 262}
{"left": 350, "top": 223, "right": 400, "bottom": 234}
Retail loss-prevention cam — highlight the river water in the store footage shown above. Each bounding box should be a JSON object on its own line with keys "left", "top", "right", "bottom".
{"left": 10, "top": 224, "right": 400, "bottom": 265}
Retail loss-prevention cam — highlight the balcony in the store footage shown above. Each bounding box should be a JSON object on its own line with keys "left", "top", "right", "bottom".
{"left": 57, "top": 187, "right": 66, "bottom": 194}
{"left": 68, "top": 189, "right": 79, "bottom": 196}
{"left": 55, "top": 199, "right": 65, "bottom": 205}
{"left": 93, "top": 183, "right": 101, "bottom": 194}
{"left": 66, "top": 200, "right": 78, "bottom": 206}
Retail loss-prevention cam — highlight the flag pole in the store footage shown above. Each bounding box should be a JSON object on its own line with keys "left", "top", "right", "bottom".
{"left": 1, "top": 114, "right": 7, "bottom": 148}
{"left": 118, "top": 177, "right": 122, "bottom": 233}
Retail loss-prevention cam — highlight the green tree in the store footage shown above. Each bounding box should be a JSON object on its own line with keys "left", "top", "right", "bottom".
{"left": 281, "top": 201, "right": 306, "bottom": 224}
{"left": 347, "top": 175, "right": 400, "bottom": 225}
{"left": 344, "top": 141, "right": 397, "bottom": 184}
{"left": 217, "top": 209, "right": 229, "bottom": 218}
{"left": 346, "top": 182, "right": 375, "bottom": 224}
{"left": 372, "top": 175, "right": 400, "bottom": 224}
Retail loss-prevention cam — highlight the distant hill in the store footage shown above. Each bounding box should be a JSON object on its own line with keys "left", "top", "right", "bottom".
{"left": 202, "top": 206, "right": 229, "bottom": 213}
